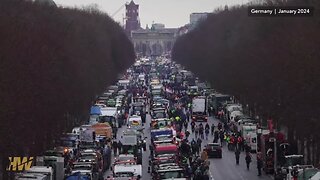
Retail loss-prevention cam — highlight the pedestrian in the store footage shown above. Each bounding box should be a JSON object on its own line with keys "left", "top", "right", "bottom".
{"left": 238, "top": 136, "right": 244, "bottom": 151}
{"left": 205, "top": 123, "right": 210, "bottom": 132}
{"left": 257, "top": 152, "right": 263, "bottom": 176}
{"left": 191, "top": 121, "right": 196, "bottom": 133}
{"left": 245, "top": 152, "right": 252, "bottom": 170}
{"left": 117, "top": 140, "right": 122, "bottom": 154}
{"left": 195, "top": 125, "right": 199, "bottom": 139}
{"left": 112, "top": 140, "right": 117, "bottom": 155}
{"left": 211, "top": 124, "right": 215, "bottom": 136}
{"left": 186, "top": 110, "right": 190, "bottom": 122}
{"left": 218, "top": 122, "right": 222, "bottom": 131}
{"left": 199, "top": 123, "right": 204, "bottom": 139}
{"left": 205, "top": 127, "right": 209, "bottom": 140}
{"left": 184, "top": 121, "right": 188, "bottom": 130}
{"left": 191, "top": 139, "right": 197, "bottom": 154}
{"left": 219, "top": 130, "right": 225, "bottom": 146}
{"left": 197, "top": 138, "right": 202, "bottom": 151}
{"left": 235, "top": 149, "right": 240, "bottom": 165}
{"left": 213, "top": 130, "right": 219, "bottom": 143}
{"left": 244, "top": 142, "right": 251, "bottom": 153}
{"left": 185, "top": 130, "right": 190, "bottom": 140}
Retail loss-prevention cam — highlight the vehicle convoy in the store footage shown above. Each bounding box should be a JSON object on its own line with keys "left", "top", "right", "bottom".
{"left": 15, "top": 56, "right": 301, "bottom": 180}
{"left": 191, "top": 96, "right": 208, "bottom": 122}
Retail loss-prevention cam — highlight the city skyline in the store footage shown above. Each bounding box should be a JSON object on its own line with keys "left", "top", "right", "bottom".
{"left": 53, "top": 0, "right": 250, "bottom": 28}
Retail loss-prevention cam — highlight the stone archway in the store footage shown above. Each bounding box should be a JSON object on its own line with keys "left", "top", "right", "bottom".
{"left": 151, "top": 42, "right": 163, "bottom": 56}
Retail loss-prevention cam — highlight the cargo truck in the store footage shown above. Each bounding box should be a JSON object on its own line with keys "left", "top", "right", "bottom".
{"left": 191, "top": 96, "right": 208, "bottom": 122}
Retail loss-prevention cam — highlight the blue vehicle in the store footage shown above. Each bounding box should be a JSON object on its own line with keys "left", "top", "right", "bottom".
{"left": 66, "top": 172, "right": 91, "bottom": 180}
{"left": 151, "top": 128, "right": 173, "bottom": 140}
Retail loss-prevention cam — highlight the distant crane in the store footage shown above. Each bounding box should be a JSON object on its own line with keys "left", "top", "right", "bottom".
{"left": 111, "top": 3, "right": 128, "bottom": 27}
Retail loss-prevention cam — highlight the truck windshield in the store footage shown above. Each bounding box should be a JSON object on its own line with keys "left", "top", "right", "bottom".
{"left": 284, "top": 157, "right": 304, "bottom": 167}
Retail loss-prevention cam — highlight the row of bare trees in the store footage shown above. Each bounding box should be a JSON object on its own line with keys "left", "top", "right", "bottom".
{"left": 0, "top": 0, "right": 135, "bottom": 175}
{"left": 172, "top": 0, "right": 320, "bottom": 166}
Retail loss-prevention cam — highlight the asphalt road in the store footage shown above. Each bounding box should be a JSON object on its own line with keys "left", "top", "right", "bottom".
{"left": 104, "top": 111, "right": 273, "bottom": 180}
{"left": 188, "top": 117, "right": 273, "bottom": 180}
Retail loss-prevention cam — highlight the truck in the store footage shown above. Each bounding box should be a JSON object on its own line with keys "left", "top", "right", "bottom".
{"left": 91, "top": 123, "right": 113, "bottom": 139}
{"left": 121, "top": 134, "right": 143, "bottom": 164}
{"left": 99, "top": 107, "right": 119, "bottom": 128}
{"left": 208, "top": 93, "right": 233, "bottom": 116}
{"left": 35, "top": 156, "right": 64, "bottom": 180}
{"left": 191, "top": 96, "right": 208, "bottom": 122}
{"left": 16, "top": 166, "right": 53, "bottom": 180}
{"left": 79, "top": 125, "right": 94, "bottom": 142}
{"left": 123, "top": 129, "right": 147, "bottom": 151}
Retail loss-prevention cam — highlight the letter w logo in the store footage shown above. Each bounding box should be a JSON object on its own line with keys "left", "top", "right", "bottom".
{"left": 6, "top": 157, "right": 34, "bottom": 171}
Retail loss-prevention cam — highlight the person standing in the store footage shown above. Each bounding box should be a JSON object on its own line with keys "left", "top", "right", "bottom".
{"left": 112, "top": 140, "right": 118, "bottom": 155}
{"left": 191, "top": 121, "right": 196, "bottom": 133}
{"left": 219, "top": 130, "right": 225, "bottom": 146}
{"left": 191, "top": 139, "right": 197, "bottom": 154}
{"left": 205, "top": 127, "right": 209, "bottom": 140}
{"left": 185, "top": 130, "right": 190, "bottom": 140}
{"left": 211, "top": 124, "right": 215, "bottom": 136}
{"left": 205, "top": 123, "right": 210, "bottom": 132}
{"left": 235, "top": 149, "right": 240, "bottom": 165}
{"left": 197, "top": 138, "right": 202, "bottom": 151}
{"left": 195, "top": 125, "right": 199, "bottom": 139}
{"left": 117, "top": 140, "right": 122, "bottom": 154}
{"left": 184, "top": 121, "right": 188, "bottom": 131}
{"left": 214, "top": 130, "right": 219, "bottom": 143}
{"left": 245, "top": 152, "right": 252, "bottom": 170}
{"left": 257, "top": 152, "right": 263, "bottom": 176}
{"left": 199, "top": 123, "right": 204, "bottom": 139}
{"left": 186, "top": 109, "right": 190, "bottom": 122}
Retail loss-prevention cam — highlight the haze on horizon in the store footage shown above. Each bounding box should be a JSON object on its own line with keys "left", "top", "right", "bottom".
{"left": 53, "top": 0, "right": 250, "bottom": 28}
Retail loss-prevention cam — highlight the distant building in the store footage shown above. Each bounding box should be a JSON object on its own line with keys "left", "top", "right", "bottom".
{"left": 126, "top": 1, "right": 176, "bottom": 56}
{"left": 151, "top": 23, "right": 165, "bottom": 30}
{"left": 131, "top": 25, "right": 178, "bottom": 57}
{"left": 125, "top": 0, "right": 141, "bottom": 36}
{"left": 190, "top": 13, "right": 210, "bottom": 26}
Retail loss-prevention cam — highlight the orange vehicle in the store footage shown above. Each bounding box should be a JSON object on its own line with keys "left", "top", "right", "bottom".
{"left": 91, "top": 123, "right": 113, "bottom": 139}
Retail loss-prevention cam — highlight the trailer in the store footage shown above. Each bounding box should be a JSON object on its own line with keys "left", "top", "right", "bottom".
{"left": 191, "top": 96, "right": 208, "bottom": 122}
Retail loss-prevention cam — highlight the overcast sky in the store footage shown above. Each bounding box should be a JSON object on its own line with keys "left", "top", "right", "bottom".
{"left": 54, "top": 0, "right": 250, "bottom": 28}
